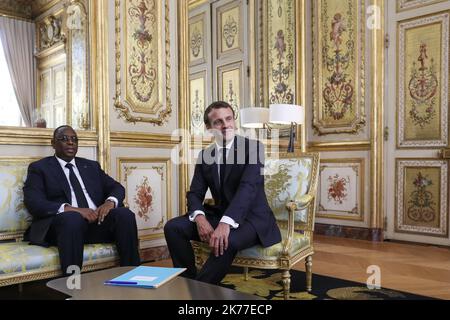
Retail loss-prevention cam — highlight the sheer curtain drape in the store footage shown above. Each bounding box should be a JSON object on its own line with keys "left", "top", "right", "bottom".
{"left": 0, "top": 16, "right": 36, "bottom": 127}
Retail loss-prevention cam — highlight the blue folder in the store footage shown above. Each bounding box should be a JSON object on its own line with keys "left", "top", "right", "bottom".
{"left": 104, "top": 266, "right": 186, "bottom": 288}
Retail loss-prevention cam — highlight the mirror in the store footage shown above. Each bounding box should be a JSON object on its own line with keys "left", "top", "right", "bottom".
{"left": 0, "top": 0, "right": 91, "bottom": 130}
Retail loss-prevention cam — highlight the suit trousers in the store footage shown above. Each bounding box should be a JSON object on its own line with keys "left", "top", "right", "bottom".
{"left": 46, "top": 207, "right": 141, "bottom": 276}
{"left": 164, "top": 214, "right": 259, "bottom": 284}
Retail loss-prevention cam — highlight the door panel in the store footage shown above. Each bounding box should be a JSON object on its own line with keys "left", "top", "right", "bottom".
{"left": 385, "top": 0, "right": 450, "bottom": 245}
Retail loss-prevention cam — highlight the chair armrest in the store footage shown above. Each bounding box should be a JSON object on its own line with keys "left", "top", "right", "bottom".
{"left": 280, "top": 195, "right": 314, "bottom": 255}
{"left": 290, "top": 194, "right": 314, "bottom": 210}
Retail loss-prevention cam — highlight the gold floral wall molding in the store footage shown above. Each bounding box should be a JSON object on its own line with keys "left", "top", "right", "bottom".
{"left": 312, "top": 0, "right": 366, "bottom": 135}
{"left": 397, "top": 12, "right": 449, "bottom": 148}
{"left": 265, "top": 0, "right": 297, "bottom": 106}
{"left": 37, "top": 15, "right": 66, "bottom": 52}
{"left": 114, "top": 0, "right": 172, "bottom": 126}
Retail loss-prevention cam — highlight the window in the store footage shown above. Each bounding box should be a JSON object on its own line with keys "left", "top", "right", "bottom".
{"left": 0, "top": 37, "right": 24, "bottom": 127}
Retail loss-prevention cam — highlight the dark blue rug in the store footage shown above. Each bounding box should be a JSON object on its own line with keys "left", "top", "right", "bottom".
{"left": 219, "top": 267, "right": 437, "bottom": 300}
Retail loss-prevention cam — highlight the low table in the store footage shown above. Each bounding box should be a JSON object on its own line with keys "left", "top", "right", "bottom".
{"left": 47, "top": 267, "right": 263, "bottom": 300}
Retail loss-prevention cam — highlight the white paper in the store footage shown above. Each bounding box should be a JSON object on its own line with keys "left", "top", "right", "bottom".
{"left": 130, "top": 276, "right": 157, "bottom": 282}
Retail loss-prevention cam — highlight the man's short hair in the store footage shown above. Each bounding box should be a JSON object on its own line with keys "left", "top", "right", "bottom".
{"left": 203, "top": 101, "right": 235, "bottom": 126}
{"left": 53, "top": 125, "right": 74, "bottom": 139}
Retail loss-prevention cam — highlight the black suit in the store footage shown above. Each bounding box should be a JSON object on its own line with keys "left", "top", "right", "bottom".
{"left": 164, "top": 136, "right": 281, "bottom": 284}
{"left": 23, "top": 156, "right": 140, "bottom": 275}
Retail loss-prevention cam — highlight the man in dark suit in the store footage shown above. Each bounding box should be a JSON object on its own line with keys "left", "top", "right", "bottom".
{"left": 23, "top": 125, "right": 140, "bottom": 275}
{"left": 164, "top": 101, "right": 281, "bottom": 284}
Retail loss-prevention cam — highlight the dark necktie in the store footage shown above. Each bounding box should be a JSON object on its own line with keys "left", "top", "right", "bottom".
{"left": 219, "top": 147, "right": 227, "bottom": 187}
{"left": 219, "top": 146, "right": 228, "bottom": 209}
{"left": 65, "top": 163, "right": 89, "bottom": 208}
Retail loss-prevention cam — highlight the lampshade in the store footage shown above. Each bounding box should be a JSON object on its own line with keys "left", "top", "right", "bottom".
{"left": 269, "top": 104, "right": 304, "bottom": 125}
{"left": 240, "top": 107, "right": 269, "bottom": 128}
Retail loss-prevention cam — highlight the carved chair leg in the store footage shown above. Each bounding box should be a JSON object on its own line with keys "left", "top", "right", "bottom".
{"left": 306, "top": 255, "right": 313, "bottom": 292}
{"left": 243, "top": 267, "right": 249, "bottom": 281}
{"left": 18, "top": 283, "right": 23, "bottom": 293}
{"left": 282, "top": 270, "right": 291, "bottom": 300}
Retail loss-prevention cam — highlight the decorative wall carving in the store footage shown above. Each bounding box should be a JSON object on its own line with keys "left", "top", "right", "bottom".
{"left": 397, "top": 12, "right": 449, "bottom": 148}
{"left": 397, "top": 0, "right": 448, "bottom": 12}
{"left": 267, "top": 0, "right": 295, "bottom": 105}
{"left": 317, "top": 159, "right": 364, "bottom": 221}
{"left": 37, "top": 15, "right": 65, "bottom": 51}
{"left": 189, "top": 13, "right": 206, "bottom": 66}
{"left": 67, "top": 1, "right": 89, "bottom": 130}
{"left": 312, "top": 0, "right": 366, "bottom": 135}
{"left": 118, "top": 157, "right": 172, "bottom": 246}
{"left": 396, "top": 159, "right": 448, "bottom": 237}
{"left": 217, "top": 2, "right": 242, "bottom": 57}
{"left": 114, "top": 0, "right": 172, "bottom": 125}
{"left": 218, "top": 62, "right": 242, "bottom": 124}
{"left": 189, "top": 72, "right": 206, "bottom": 136}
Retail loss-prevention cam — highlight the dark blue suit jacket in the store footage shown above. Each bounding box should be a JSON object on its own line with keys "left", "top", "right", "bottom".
{"left": 187, "top": 135, "right": 281, "bottom": 248}
{"left": 23, "top": 156, "right": 125, "bottom": 246}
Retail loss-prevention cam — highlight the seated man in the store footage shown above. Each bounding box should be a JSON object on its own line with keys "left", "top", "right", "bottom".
{"left": 164, "top": 101, "right": 281, "bottom": 284}
{"left": 23, "top": 125, "right": 140, "bottom": 275}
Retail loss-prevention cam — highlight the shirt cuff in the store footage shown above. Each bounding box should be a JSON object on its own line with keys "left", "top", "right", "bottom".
{"left": 106, "top": 197, "right": 118, "bottom": 208}
{"left": 58, "top": 203, "right": 70, "bottom": 214}
{"left": 220, "top": 216, "right": 239, "bottom": 229}
{"left": 189, "top": 210, "right": 205, "bottom": 222}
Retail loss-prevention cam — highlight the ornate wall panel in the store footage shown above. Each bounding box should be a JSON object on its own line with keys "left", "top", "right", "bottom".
{"left": 118, "top": 157, "right": 172, "bottom": 248}
{"left": 217, "top": 61, "right": 243, "bottom": 124}
{"left": 189, "top": 13, "right": 206, "bottom": 66}
{"left": 114, "top": 0, "right": 172, "bottom": 125}
{"left": 396, "top": 159, "right": 448, "bottom": 237}
{"left": 317, "top": 159, "right": 364, "bottom": 221}
{"left": 397, "top": 12, "right": 449, "bottom": 148}
{"left": 67, "top": 1, "right": 90, "bottom": 130}
{"left": 217, "top": 1, "right": 242, "bottom": 58}
{"left": 189, "top": 71, "right": 207, "bottom": 136}
{"left": 397, "top": 0, "right": 448, "bottom": 12}
{"left": 266, "top": 0, "right": 296, "bottom": 105}
{"left": 312, "top": 0, "right": 366, "bottom": 135}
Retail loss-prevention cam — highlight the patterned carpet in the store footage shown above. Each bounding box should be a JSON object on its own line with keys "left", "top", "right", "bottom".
{"left": 219, "top": 267, "right": 436, "bottom": 300}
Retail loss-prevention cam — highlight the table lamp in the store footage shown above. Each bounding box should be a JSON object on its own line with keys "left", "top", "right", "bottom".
{"left": 240, "top": 105, "right": 304, "bottom": 152}
{"left": 269, "top": 104, "right": 304, "bottom": 152}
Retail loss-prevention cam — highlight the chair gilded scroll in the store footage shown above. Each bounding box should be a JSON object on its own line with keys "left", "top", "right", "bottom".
{"left": 192, "top": 152, "right": 320, "bottom": 300}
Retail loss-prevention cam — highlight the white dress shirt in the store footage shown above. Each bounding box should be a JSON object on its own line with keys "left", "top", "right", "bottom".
{"left": 189, "top": 139, "right": 239, "bottom": 229}
{"left": 55, "top": 156, "right": 118, "bottom": 213}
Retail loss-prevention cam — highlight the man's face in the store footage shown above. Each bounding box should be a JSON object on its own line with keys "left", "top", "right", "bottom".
{"left": 206, "top": 107, "right": 236, "bottom": 144}
{"left": 52, "top": 127, "right": 78, "bottom": 162}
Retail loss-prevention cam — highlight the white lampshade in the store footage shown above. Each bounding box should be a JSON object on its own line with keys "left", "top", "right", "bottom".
{"left": 269, "top": 104, "right": 304, "bottom": 125}
{"left": 240, "top": 107, "right": 269, "bottom": 128}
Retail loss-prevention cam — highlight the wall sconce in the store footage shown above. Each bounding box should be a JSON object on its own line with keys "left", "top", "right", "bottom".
{"left": 240, "top": 104, "right": 304, "bottom": 153}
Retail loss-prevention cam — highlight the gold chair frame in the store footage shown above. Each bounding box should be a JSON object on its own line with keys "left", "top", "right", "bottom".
{"left": 192, "top": 152, "right": 320, "bottom": 300}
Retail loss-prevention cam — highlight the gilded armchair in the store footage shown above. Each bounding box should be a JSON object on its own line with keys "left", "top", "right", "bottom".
{"left": 192, "top": 152, "right": 320, "bottom": 300}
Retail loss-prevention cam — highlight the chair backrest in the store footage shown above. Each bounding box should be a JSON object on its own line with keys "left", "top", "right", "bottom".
{"left": 264, "top": 152, "right": 320, "bottom": 231}
{"left": 0, "top": 158, "right": 34, "bottom": 240}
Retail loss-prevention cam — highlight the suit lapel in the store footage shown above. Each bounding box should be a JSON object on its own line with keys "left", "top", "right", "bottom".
{"left": 49, "top": 157, "right": 71, "bottom": 201}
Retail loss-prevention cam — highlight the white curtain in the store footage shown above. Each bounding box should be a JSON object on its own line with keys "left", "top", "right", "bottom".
{"left": 0, "top": 17, "right": 36, "bottom": 127}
